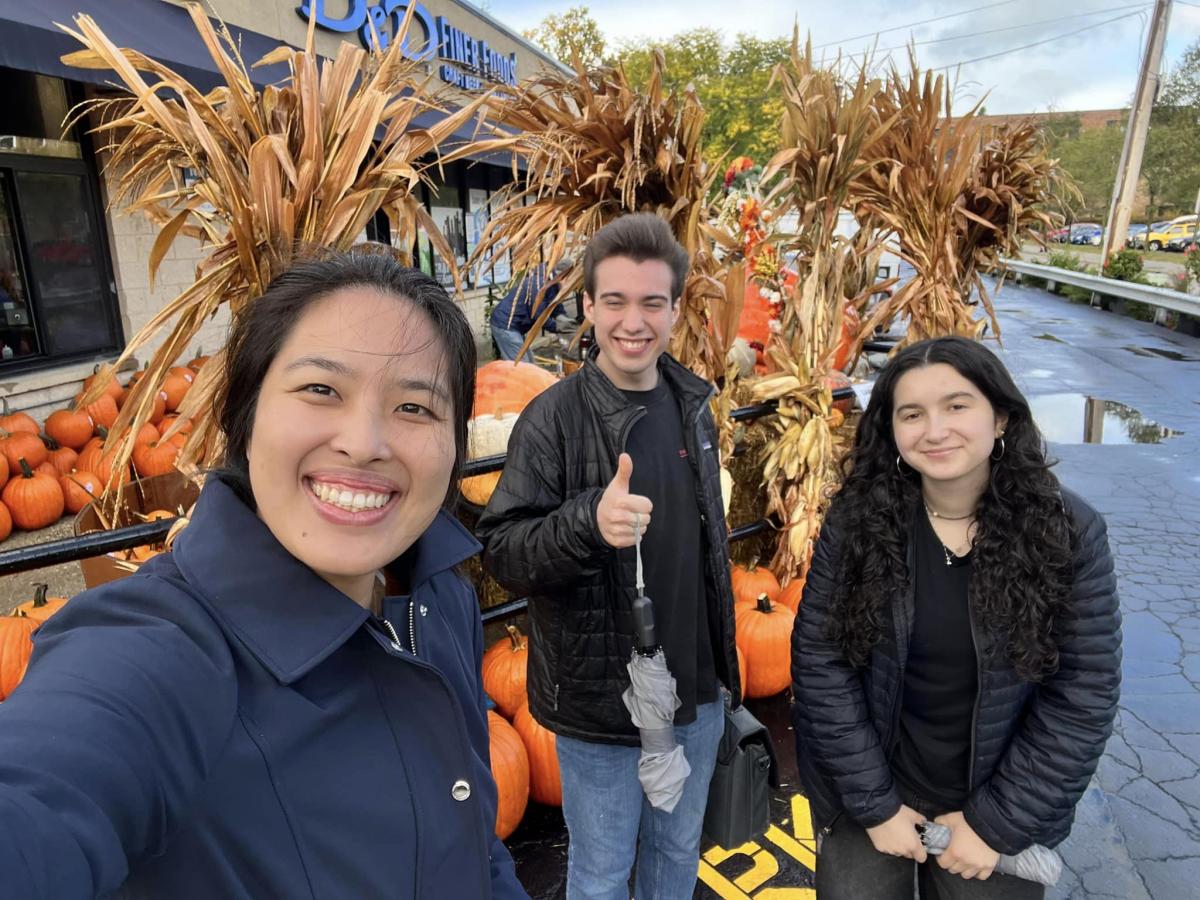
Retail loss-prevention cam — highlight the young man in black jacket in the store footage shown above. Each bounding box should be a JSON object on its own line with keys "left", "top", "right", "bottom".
{"left": 477, "top": 214, "right": 740, "bottom": 900}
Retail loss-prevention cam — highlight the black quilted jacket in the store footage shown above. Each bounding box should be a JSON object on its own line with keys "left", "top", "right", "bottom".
{"left": 792, "top": 487, "right": 1122, "bottom": 855}
{"left": 477, "top": 351, "right": 741, "bottom": 745}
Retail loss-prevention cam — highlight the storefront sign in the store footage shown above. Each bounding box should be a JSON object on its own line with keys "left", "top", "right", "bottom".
{"left": 297, "top": 1, "right": 517, "bottom": 87}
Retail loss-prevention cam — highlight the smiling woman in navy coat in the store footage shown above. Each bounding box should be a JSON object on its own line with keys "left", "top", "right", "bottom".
{"left": 0, "top": 247, "right": 527, "bottom": 899}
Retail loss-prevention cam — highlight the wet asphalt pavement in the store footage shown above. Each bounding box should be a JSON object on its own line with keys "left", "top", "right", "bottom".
{"left": 509, "top": 278, "right": 1200, "bottom": 899}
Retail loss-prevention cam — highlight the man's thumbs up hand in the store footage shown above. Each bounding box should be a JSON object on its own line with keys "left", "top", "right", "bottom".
{"left": 597, "top": 453, "right": 653, "bottom": 548}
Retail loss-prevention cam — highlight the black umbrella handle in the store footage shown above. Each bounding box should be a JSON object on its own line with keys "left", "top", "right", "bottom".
{"left": 632, "top": 594, "right": 659, "bottom": 655}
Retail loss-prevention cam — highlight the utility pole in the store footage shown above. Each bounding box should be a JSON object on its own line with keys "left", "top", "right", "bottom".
{"left": 1100, "top": 0, "right": 1173, "bottom": 264}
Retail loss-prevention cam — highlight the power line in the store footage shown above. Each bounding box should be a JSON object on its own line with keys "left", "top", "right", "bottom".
{"left": 813, "top": 0, "right": 1022, "bottom": 49}
{"left": 866, "top": 3, "right": 1151, "bottom": 56}
{"left": 932, "top": 9, "right": 1145, "bottom": 70}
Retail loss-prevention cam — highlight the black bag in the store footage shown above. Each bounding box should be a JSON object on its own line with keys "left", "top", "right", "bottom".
{"left": 702, "top": 703, "right": 779, "bottom": 847}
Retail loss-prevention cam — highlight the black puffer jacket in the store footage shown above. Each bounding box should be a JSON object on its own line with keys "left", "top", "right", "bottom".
{"left": 477, "top": 352, "right": 740, "bottom": 745}
{"left": 792, "top": 487, "right": 1121, "bottom": 855}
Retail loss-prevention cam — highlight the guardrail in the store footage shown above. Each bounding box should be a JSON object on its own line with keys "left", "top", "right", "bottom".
{"left": 1002, "top": 258, "right": 1200, "bottom": 318}
{"left": 0, "top": 387, "right": 857, "bottom": 585}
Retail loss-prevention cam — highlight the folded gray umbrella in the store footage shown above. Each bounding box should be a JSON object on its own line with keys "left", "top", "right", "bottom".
{"left": 620, "top": 513, "right": 691, "bottom": 813}
{"left": 919, "top": 823, "right": 1063, "bottom": 886}
{"left": 623, "top": 651, "right": 691, "bottom": 812}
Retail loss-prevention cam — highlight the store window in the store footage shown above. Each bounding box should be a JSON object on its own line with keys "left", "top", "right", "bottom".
{"left": 0, "top": 68, "right": 121, "bottom": 371}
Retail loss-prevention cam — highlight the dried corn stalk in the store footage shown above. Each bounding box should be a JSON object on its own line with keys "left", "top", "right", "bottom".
{"left": 65, "top": 3, "right": 483, "bottom": 510}
{"left": 854, "top": 59, "right": 1059, "bottom": 345}
{"left": 447, "top": 52, "right": 727, "bottom": 381}
{"left": 751, "top": 40, "right": 891, "bottom": 580}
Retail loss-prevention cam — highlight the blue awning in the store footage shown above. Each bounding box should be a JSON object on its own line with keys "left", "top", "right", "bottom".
{"left": 0, "top": 0, "right": 517, "bottom": 169}
{"left": 0, "top": 0, "right": 291, "bottom": 90}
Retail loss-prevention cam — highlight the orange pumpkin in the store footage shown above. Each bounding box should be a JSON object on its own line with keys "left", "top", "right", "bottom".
{"left": 0, "top": 500, "right": 11, "bottom": 542}
{"left": 513, "top": 703, "right": 562, "bottom": 806}
{"left": 77, "top": 430, "right": 127, "bottom": 489}
{"left": 735, "top": 595, "right": 795, "bottom": 699}
{"left": 76, "top": 393, "right": 119, "bottom": 431}
{"left": 44, "top": 408, "right": 95, "bottom": 451}
{"left": 158, "top": 416, "right": 192, "bottom": 447}
{"left": 34, "top": 461, "right": 58, "bottom": 479}
{"left": 133, "top": 422, "right": 161, "bottom": 447}
{"left": 2, "top": 458, "right": 65, "bottom": 530}
{"left": 777, "top": 574, "right": 807, "bottom": 613}
{"left": 0, "top": 430, "right": 48, "bottom": 471}
{"left": 0, "top": 453, "right": 7, "bottom": 491}
{"left": 825, "top": 371, "right": 854, "bottom": 415}
{"left": 473, "top": 361, "right": 557, "bottom": 418}
{"left": 132, "top": 440, "right": 180, "bottom": 478}
{"left": 736, "top": 645, "right": 747, "bottom": 695}
{"left": 44, "top": 443, "right": 79, "bottom": 478}
{"left": 488, "top": 709, "right": 530, "bottom": 840}
{"left": 162, "top": 369, "right": 195, "bottom": 411}
{"left": 0, "top": 400, "right": 39, "bottom": 436}
{"left": 82, "top": 369, "right": 124, "bottom": 404}
{"left": 60, "top": 470, "right": 100, "bottom": 514}
{"left": 482, "top": 625, "right": 529, "bottom": 718}
{"left": 0, "top": 615, "right": 36, "bottom": 700}
{"left": 14, "top": 583, "right": 68, "bottom": 627}
{"left": 187, "top": 354, "right": 210, "bottom": 371}
{"left": 732, "top": 560, "right": 780, "bottom": 608}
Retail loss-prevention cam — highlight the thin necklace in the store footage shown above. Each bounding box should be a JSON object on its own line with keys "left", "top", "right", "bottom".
{"left": 923, "top": 501, "right": 975, "bottom": 521}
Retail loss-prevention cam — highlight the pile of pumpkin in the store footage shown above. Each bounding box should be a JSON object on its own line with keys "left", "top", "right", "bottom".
{"left": 0, "top": 583, "right": 67, "bottom": 702}
{"left": 480, "top": 623, "right": 559, "bottom": 840}
{"left": 732, "top": 560, "right": 803, "bottom": 700}
{"left": 0, "top": 357, "right": 204, "bottom": 545}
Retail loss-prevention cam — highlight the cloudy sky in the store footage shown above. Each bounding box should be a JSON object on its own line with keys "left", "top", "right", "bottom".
{"left": 490, "top": 0, "right": 1200, "bottom": 114}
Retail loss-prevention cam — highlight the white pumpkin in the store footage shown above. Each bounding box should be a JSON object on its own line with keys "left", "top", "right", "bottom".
{"left": 727, "top": 338, "right": 757, "bottom": 378}
{"left": 462, "top": 412, "right": 520, "bottom": 506}
{"left": 468, "top": 412, "right": 519, "bottom": 459}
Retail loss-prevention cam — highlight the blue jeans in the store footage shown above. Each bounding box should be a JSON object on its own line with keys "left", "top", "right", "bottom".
{"left": 556, "top": 700, "right": 724, "bottom": 900}
{"left": 492, "top": 323, "right": 532, "bottom": 362}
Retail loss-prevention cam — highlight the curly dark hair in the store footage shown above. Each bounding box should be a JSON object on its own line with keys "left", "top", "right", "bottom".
{"left": 825, "top": 336, "right": 1074, "bottom": 681}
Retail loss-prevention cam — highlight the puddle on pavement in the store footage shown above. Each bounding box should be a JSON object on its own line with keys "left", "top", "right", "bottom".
{"left": 1033, "top": 333, "right": 1066, "bottom": 343}
{"left": 1030, "top": 394, "right": 1183, "bottom": 444}
{"left": 1122, "top": 345, "right": 1200, "bottom": 362}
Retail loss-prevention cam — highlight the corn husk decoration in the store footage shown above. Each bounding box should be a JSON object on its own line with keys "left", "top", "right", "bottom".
{"left": 750, "top": 40, "right": 892, "bottom": 581}
{"left": 854, "top": 57, "right": 1059, "bottom": 345}
{"left": 63, "top": 2, "right": 485, "bottom": 511}
{"left": 447, "top": 51, "right": 727, "bottom": 382}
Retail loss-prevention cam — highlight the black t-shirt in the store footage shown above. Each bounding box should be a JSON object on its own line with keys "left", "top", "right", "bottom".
{"left": 891, "top": 511, "right": 978, "bottom": 810}
{"left": 620, "top": 380, "right": 717, "bottom": 725}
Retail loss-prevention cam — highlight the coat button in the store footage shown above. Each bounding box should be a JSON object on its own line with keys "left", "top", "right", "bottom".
{"left": 451, "top": 779, "right": 471, "bottom": 802}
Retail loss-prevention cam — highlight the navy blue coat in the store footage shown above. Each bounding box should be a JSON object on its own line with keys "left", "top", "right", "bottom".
{"left": 489, "top": 268, "right": 563, "bottom": 335}
{"left": 0, "top": 478, "right": 526, "bottom": 899}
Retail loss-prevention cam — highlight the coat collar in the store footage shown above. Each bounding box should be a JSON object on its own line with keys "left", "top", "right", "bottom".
{"left": 580, "top": 346, "right": 716, "bottom": 417}
{"left": 172, "top": 478, "right": 480, "bottom": 684}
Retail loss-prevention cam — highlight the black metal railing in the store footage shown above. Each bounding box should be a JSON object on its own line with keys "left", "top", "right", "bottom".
{"left": 0, "top": 386, "right": 856, "bottom": 594}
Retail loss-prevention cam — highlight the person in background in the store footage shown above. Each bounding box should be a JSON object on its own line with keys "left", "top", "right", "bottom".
{"left": 490, "top": 259, "right": 573, "bottom": 361}
{"left": 792, "top": 336, "right": 1121, "bottom": 900}
{"left": 477, "top": 214, "right": 740, "bottom": 900}
{"left": 0, "top": 247, "right": 526, "bottom": 899}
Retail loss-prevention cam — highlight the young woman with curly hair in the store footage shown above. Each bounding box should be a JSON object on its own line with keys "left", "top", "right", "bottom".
{"left": 792, "top": 336, "right": 1121, "bottom": 900}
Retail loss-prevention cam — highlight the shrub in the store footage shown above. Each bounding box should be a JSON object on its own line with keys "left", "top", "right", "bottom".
{"left": 1103, "top": 249, "right": 1144, "bottom": 282}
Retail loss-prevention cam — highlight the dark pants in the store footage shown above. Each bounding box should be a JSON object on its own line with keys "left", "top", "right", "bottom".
{"left": 814, "top": 793, "right": 1045, "bottom": 900}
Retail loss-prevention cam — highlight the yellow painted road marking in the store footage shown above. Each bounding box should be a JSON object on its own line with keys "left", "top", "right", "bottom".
{"left": 698, "top": 793, "right": 818, "bottom": 897}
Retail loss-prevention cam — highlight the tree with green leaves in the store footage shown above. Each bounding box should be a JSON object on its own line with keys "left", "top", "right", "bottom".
{"left": 521, "top": 5, "right": 606, "bottom": 69}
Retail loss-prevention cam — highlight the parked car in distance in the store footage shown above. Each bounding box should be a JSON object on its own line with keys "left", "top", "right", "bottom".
{"left": 1167, "top": 232, "right": 1198, "bottom": 253}
{"left": 1070, "top": 223, "right": 1103, "bottom": 246}
{"left": 1147, "top": 221, "right": 1198, "bottom": 251}
{"left": 1126, "top": 224, "right": 1148, "bottom": 247}
{"left": 1048, "top": 226, "right": 1070, "bottom": 243}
